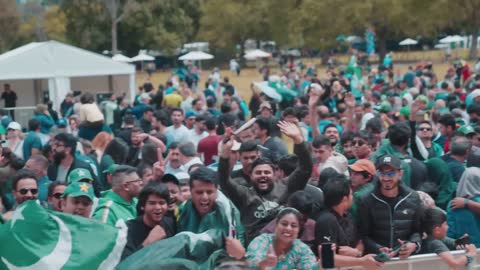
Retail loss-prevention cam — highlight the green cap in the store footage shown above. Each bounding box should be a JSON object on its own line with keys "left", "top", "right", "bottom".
{"left": 63, "top": 182, "right": 95, "bottom": 202}
{"left": 379, "top": 101, "right": 392, "bottom": 113}
{"left": 67, "top": 168, "right": 94, "bottom": 184}
{"left": 102, "top": 164, "right": 119, "bottom": 175}
{"left": 458, "top": 125, "right": 476, "bottom": 135}
{"left": 399, "top": 106, "right": 411, "bottom": 117}
{"left": 415, "top": 95, "right": 428, "bottom": 104}
{"left": 455, "top": 118, "right": 466, "bottom": 127}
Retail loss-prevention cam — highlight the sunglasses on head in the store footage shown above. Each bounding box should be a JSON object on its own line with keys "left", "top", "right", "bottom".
{"left": 18, "top": 188, "right": 38, "bottom": 195}
{"left": 352, "top": 139, "right": 366, "bottom": 146}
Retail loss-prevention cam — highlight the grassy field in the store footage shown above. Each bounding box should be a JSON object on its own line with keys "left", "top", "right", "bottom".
{"left": 136, "top": 49, "right": 475, "bottom": 103}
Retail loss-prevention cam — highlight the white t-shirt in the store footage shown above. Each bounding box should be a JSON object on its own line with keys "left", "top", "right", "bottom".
{"left": 188, "top": 129, "right": 208, "bottom": 149}
{"left": 360, "top": 112, "right": 375, "bottom": 130}
{"left": 165, "top": 124, "right": 190, "bottom": 144}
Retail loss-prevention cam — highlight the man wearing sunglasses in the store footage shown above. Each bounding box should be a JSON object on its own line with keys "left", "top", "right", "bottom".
{"left": 356, "top": 155, "right": 423, "bottom": 259}
{"left": 409, "top": 102, "right": 444, "bottom": 161}
{"left": 2, "top": 170, "right": 38, "bottom": 222}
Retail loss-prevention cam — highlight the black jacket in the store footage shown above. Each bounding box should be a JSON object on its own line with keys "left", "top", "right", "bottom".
{"left": 356, "top": 183, "right": 423, "bottom": 254}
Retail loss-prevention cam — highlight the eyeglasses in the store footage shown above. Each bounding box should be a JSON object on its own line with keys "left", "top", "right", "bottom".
{"left": 125, "top": 179, "right": 143, "bottom": 184}
{"left": 18, "top": 188, "right": 38, "bottom": 195}
{"left": 352, "top": 140, "right": 366, "bottom": 146}
{"left": 377, "top": 170, "right": 396, "bottom": 177}
{"left": 53, "top": 143, "right": 65, "bottom": 148}
{"left": 418, "top": 127, "right": 432, "bottom": 132}
{"left": 52, "top": 193, "right": 63, "bottom": 199}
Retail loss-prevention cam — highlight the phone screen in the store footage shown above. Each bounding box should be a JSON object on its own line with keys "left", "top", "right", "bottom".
{"left": 321, "top": 243, "right": 334, "bottom": 269}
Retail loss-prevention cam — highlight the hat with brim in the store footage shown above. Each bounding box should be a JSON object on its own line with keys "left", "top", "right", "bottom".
{"left": 67, "top": 168, "right": 94, "bottom": 184}
{"left": 62, "top": 182, "right": 95, "bottom": 202}
{"left": 7, "top": 121, "right": 21, "bottom": 131}
{"left": 376, "top": 154, "right": 402, "bottom": 170}
{"left": 102, "top": 164, "right": 119, "bottom": 175}
{"left": 161, "top": 173, "right": 180, "bottom": 186}
{"left": 349, "top": 159, "right": 376, "bottom": 175}
{"left": 458, "top": 125, "right": 476, "bottom": 135}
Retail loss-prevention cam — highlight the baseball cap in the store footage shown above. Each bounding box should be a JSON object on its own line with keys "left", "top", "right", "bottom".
{"left": 57, "top": 119, "right": 67, "bottom": 127}
{"left": 62, "top": 182, "right": 95, "bottom": 202}
{"left": 185, "top": 111, "right": 197, "bottom": 119}
{"left": 349, "top": 159, "right": 376, "bottom": 175}
{"left": 7, "top": 122, "right": 21, "bottom": 131}
{"left": 458, "top": 125, "right": 476, "bottom": 135}
{"left": 102, "top": 164, "right": 119, "bottom": 175}
{"left": 67, "top": 168, "right": 94, "bottom": 184}
{"left": 161, "top": 173, "right": 180, "bottom": 186}
{"left": 376, "top": 155, "right": 402, "bottom": 170}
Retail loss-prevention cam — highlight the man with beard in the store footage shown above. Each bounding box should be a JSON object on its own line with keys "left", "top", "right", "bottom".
{"left": 2, "top": 170, "right": 38, "bottom": 221}
{"left": 93, "top": 165, "right": 143, "bottom": 226}
{"left": 323, "top": 123, "right": 341, "bottom": 150}
{"left": 47, "top": 133, "right": 96, "bottom": 184}
{"left": 121, "top": 181, "right": 176, "bottom": 260}
{"left": 356, "top": 155, "right": 423, "bottom": 258}
{"left": 218, "top": 121, "right": 312, "bottom": 244}
{"left": 230, "top": 140, "right": 259, "bottom": 187}
{"left": 165, "top": 108, "right": 190, "bottom": 144}
{"left": 177, "top": 166, "right": 245, "bottom": 246}
{"left": 164, "top": 143, "right": 185, "bottom": 174}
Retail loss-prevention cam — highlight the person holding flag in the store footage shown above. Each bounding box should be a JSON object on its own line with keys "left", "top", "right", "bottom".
{"left": 61, "top": 181, "right": 95, "bottom": 218}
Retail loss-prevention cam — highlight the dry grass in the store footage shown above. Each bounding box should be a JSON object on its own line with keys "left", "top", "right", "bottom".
{"left": 136, "top": 50, "right": 475, "bottom": 103}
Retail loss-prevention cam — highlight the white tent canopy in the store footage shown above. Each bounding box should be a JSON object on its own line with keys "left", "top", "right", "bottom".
{"left": 0, "top": 40, "right": 136, "bottom": 110}
{"left": 439, "top": 35, "right": 464, "bottom": 43}
{"left": 399, "top": 38, "right": 418, "bottom": 46}
{"left": 112, "top": 54, "right": 132, "bottom": 62}
{"left": 131, "top": 53, "right": 155, "bottom": 61}
{"left": 178, "top": 51, "right": 214, "bottom": 61}
{"left": 244, "top": 49, "right": 271, "bottom": 60}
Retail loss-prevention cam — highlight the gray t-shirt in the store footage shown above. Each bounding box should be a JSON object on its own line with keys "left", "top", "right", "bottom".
{"left": 420, "top": 236, "right": 455, "bottom": 254}
{"left": 56, "top": 165, "right": 70, "bottom": 183}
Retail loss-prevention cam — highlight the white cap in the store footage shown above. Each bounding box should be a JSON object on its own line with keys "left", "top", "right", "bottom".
{"left": 7, "top": 122, "right": 21, "bottom": 131}
{"left": 140, "top": 93, "right": 151, "bottom": 100}
{"left": 231, "top": 140, "right": 242, "bottom": 151}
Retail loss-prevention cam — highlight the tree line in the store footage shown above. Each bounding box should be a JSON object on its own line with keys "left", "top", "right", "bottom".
{"left": 2, "top": 0, "right": 479, "bottom": 61}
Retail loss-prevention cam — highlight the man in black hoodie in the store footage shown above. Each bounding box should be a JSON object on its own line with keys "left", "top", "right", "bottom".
{"left": 218, "top": 121, "right": 312, "bottom": 244}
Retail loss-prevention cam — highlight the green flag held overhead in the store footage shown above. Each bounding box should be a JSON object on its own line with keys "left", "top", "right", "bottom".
{"left": 117, "top": 229, "right": 227, "bottom": 270}
{"left": 0, "top": 201, "right": 126, "bottom": 270}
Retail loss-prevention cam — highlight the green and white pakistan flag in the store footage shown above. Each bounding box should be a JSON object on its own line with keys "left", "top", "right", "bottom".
{"left": 0, "top": 201, "right": 126, "bottom": 270}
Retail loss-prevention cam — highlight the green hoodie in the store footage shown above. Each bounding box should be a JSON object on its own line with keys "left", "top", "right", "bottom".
{"left": 93, "top": 190, "right": 137, "bottom": 226}
{"left": 425, "top": 158, "right": 457, "bottom": 210}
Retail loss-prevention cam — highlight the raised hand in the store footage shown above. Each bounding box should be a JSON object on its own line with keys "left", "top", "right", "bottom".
{"left": 225, "top": 237, "right": 246, "bottom": 260}
{"left": 344, "top": 92, "right": 356, "bottom": 109}
{"left": 259, "top": 245, "right": 278, "bottom": 269}
{"left": 220, "top": 136, "right": 235, "bottom": 158}
{"left": 277, "top": 120, "right": 303, "bottom": 144}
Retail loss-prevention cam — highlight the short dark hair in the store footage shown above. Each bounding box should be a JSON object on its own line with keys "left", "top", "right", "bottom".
{"left": 353, "top": 130, "right": 376, "bottom": 147}
{"left": 388, "top": 122, "right": 411, "bottom": 147}
{"left": 205, "top": 117, "right": 217, "bottom": 131}
{"left": 275, "top": 207, "right": 303, "bottom": 225}
{"left": 124, "top": 114, "right": 135, "bottom": 125}
{"left": 255, "top": 117, "right": 271, "bottom": 136}
{"left": 323, "top": 123, "right": 338, "bottom": 134}
{"left": 207, "top": 98, "right": 216, "bottom": 108}
{"left": 47, "top": 181, "right": 67, "bottom": 197}
{"left": 12, "top": 170, "right": 38, "bottom": 191}
{"left": 239, "top": 140, "right": 258, "bottom": 153}
{"left": 251, "top": 157, "right": 275, "bottom": 173}
{"left": 340, "top": 131, "right": 355, "bottom": 145}
{"left": 277, "top": 154, "right": 298, "bottom": 175}
{"left": 171, "top": 108, "right": 184, "bottom": 115}
{"left": 137, "top": 181, "right": 170, "bottom": 212}
{"left": 154, "top": 110, "right": 170, "bottom": 126}
{"left": 112, "top": 165, "right": 138, "bottom": 186}
{"left": 417, "top": 121, "right": 433, "bottom": 128}
{"left": 221, "top": 102, "right": 232, "bottom": 113}
{"left": 467, "top": 103, "right": 480, "bottom": 115}
{"left": 323, "top": 175, "right": 351, "bottom": 209}
{"left": 168, "top": 142, "right": 179, "bottom": 151}
{"left": 366, "top": 117, "right": 382, "bottom": 133}
{"left": 318, "top": 167, "right": 342, "bottom": 189}
{"left": 282, "top": 107, "right": 296, "bottom": 118}
{"left": 287, "top": 191, "right": 313, "bottom": 216}
{"left": 178, "top": 142, "right": 196, "bottom": 157}
{"left": 192, "top": 98, "right": 201, "bottom": 107}
{"left": 54, "top": 133, "right": 77, "bottom": 154}
{"left": 221, "top": 113, "right": 238, "bottom": 128}
{"left": 438, "top": 114, "right": 456, "bottom": 130}
{"left": 131, "top": 127, "right": 143, "bottom": 134}
{"left": 189, "top": 166, "right": 218, "bottom": 188}
{"left": 144, "top": 106, "right": 154, "bottom": 114}
{"left": 312, "top": 135, "right": 331, "bottom": 149}
{"left": 28, "top": 118, "right": 40, "bottom": 131}
{"left": 421, "top": 208, "right": 446, "bottom": 235}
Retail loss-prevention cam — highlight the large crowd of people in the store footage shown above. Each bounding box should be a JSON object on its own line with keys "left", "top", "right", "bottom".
{"left": 1, "top": 55, "right": 480, "bottom": 269}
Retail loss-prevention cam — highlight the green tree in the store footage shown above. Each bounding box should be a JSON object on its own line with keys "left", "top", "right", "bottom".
{"left": 100, "top": 0, "right": 139, "bottom": 54}
{"left": 44, "top": 6, "right": 67, "bottom": 42}
{"left": 0, "top": 0, "right": 21, "bottom": 53}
